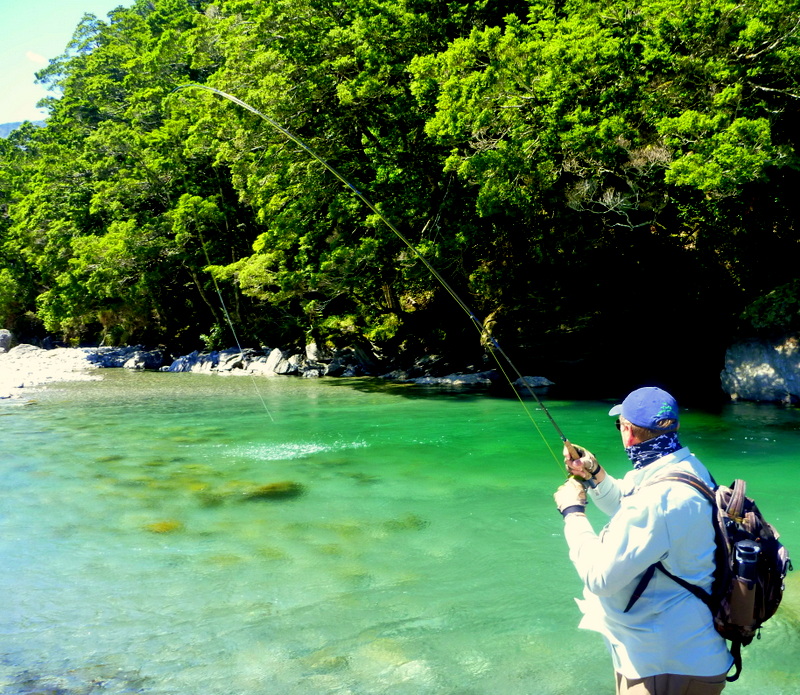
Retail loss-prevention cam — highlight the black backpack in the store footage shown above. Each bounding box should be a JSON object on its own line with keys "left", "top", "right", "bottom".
{"left": 624, "top": 472, "right": 792, "bottom": 682}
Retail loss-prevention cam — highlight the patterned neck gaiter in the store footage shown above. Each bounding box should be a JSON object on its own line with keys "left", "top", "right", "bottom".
{"left": 625, "top": 431, "right": 682, "bottom": 469}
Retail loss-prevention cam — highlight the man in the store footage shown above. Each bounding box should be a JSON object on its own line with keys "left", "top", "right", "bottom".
{"left": 553, "top": 386, "right": 733, "bottom": 695}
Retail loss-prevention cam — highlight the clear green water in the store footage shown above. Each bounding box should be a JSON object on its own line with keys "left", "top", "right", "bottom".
{"left": 1, "top": 371, "right": 798, "bottom": 694}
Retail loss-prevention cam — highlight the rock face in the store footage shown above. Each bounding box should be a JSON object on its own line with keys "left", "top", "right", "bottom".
{"left": 0, "top": 329, "right": 13, "bottom": 353}
{"left": 721, "top": 336, "right": 800, "bottom": 403}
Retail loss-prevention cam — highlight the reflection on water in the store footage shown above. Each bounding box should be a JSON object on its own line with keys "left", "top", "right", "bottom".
{"left": 0, "top": 372, "right": 798, "bottom": 694}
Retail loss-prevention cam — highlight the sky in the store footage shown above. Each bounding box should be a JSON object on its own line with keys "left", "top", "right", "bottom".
{"left": 0, "top": 0, "right": 130, "bottom": 124}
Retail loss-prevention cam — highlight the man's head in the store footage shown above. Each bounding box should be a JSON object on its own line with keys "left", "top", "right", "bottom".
{"left": 609, "top": 387, "right": 679, "bottom": 444}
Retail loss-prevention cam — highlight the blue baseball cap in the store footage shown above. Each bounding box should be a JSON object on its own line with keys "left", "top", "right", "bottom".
{"left": 608, "top": 387, "right": 679, "bottom": 431}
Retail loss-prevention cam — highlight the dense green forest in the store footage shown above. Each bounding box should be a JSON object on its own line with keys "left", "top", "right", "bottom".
{"left": 1, "top": 0, "right": 799, "bottom": 395}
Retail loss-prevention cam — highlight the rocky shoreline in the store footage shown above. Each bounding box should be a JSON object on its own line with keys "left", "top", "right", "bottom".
{"left": 3, "top": 331, "right": 799, "bottom": 403}
{"left": 0, "top": 340, "right": 554, "bottom": 400}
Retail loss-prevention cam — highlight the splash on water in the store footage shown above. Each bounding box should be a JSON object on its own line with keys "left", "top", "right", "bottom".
{"left": 222, "top": 439, "right": 368, "bottom": 461}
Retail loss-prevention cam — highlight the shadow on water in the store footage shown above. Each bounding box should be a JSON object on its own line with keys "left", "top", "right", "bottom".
{"left": 317, "top": 376, "right": 571, "bottom": 409}
{"left": 318, "top": 375, "right": 747, "bottom": 414}
{"left": 316, "top": 376, "right": 497, "bottom": 401}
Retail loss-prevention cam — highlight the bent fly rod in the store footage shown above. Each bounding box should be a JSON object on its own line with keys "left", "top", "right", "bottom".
{"left": 175, "top": 84, "right": 585, "bottom": 475}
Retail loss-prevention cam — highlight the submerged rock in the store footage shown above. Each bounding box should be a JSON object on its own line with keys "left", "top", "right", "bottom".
{"left": 145, "top": 520, "right": 184, "bottom": 533}
{"left": 241, "top": 481, "right": 305, "bottom": 501}
{"left": 197, "top": 490, "right": 228, "bottom": 507}
{"left": 513, "top": 375, "right": 555, "bottom": 391}
{"left": 408, "top": 372, "right": 496, "bottom": 387}
{"left": 384, "top": 513, "right": 429, "bottom": 531}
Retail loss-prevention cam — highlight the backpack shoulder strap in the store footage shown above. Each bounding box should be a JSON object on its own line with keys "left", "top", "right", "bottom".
{"left": 653, "top": 471, "right": 717, "bottom": 505}
{"left": 623, "top": 471, "right": 716, "bottom": 614}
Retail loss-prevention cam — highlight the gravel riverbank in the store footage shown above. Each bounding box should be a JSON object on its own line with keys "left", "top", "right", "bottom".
{"left": 0, "top": 345, "right": 102, "bottom": 399}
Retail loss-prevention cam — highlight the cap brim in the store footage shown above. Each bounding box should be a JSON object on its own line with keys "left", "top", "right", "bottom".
{"left": 608, "top": 404, "right": 623, "bottom": 417}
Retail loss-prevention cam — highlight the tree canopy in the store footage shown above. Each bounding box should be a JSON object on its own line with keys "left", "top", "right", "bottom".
{"left": 2, "top": 0, "right": 799, "bottom": 394}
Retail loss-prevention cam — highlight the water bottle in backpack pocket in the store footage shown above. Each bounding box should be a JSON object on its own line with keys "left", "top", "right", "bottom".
{"left": 730, "top": 539, "right": 760, "bottom": 626}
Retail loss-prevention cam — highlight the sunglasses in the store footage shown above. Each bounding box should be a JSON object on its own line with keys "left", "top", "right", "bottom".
{"left": 615, "top": 419, "right": 623, "bottom": 430}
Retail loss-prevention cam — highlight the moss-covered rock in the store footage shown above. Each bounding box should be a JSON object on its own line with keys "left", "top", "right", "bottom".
{"left": 241, "top": 481, "right": 305, "bottom": 501}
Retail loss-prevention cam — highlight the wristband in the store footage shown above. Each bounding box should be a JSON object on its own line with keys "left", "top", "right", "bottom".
{"left": 560, "top": 505, "right": 586, "bottom": 518}
{"left": 590, "top": 463, "right": 602, "bottom": 477}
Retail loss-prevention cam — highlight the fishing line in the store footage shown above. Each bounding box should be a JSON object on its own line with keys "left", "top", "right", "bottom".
{"left": 197, "top": 232, "right": 275, "bottom": 422}
{"left": 175, "top": 84, "right": 574, "bottom": 468}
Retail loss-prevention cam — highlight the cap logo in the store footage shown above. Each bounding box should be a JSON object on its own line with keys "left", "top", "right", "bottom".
{"left": 656, "top": 402, "right": 673, "bottom": 417}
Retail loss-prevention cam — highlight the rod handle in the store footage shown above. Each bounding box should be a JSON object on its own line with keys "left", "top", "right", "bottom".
{"left": 563, "top": 439, "right": 580, "bottom": 460}
{"left": 564, "top": 439, "right": 597, "bottom": 490}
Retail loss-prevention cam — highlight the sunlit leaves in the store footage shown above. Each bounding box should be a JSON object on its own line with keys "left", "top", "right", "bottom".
{"left": 414, "top": 0, "right": 800, "bottom": 212}
{"left": 659, "top": 112, "right": 776, "bottom": 192}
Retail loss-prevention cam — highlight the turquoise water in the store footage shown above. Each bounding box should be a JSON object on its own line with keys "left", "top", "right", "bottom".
{"left": 0, "top": 371, "right": 798, "bottom": 694}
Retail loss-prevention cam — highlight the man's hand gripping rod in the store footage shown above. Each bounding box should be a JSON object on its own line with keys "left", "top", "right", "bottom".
{"left": 563, "top": 440, "right": 597, "bottom": 490}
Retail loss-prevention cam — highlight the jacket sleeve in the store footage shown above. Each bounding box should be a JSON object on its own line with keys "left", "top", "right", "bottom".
{"left": 589, "top": 473, "right": 624, "bottom": 516}
{"left": 564, "top": 492, "right": 671, "bottom": 597}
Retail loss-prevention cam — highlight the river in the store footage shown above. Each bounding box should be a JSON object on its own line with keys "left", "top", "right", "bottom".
{"left": 1, "top": 371, "right": 798, "bottom": 694}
